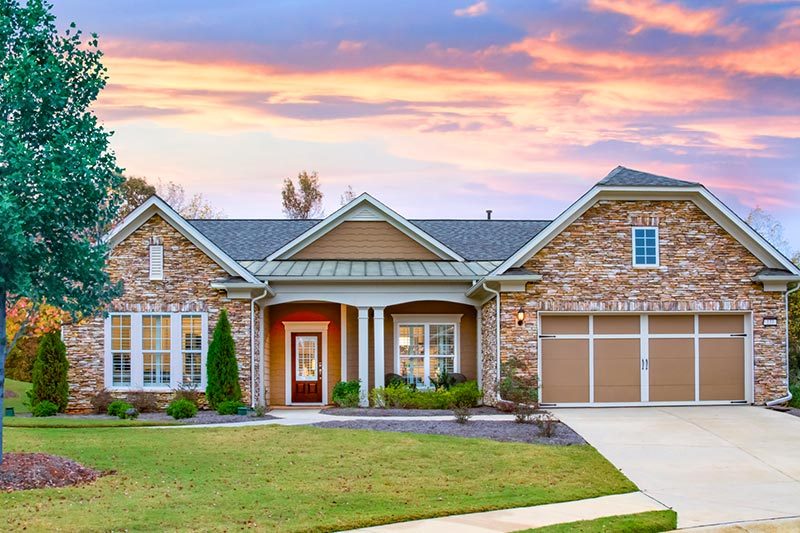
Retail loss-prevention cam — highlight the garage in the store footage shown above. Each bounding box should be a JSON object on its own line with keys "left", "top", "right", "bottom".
{"left": 538, "top": 313, "right": 749, "bottom": 406}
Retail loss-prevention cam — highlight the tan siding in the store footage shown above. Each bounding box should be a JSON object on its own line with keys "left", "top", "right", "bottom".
{"left": 267, "top": 302, "right": 341, "bottom": 405}
{"left": 290, "top": 221, "right": 440, "bottom": 260}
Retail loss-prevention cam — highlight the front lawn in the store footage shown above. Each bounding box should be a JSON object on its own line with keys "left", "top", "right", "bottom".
{"left": 1, "top": 425, "right": 636, "bottom": 531}
{"left": 3, "top": 379, "right": 32, "bottom": 415}
{"left": 524, "top": 510, "right": 678, "bottom": 532}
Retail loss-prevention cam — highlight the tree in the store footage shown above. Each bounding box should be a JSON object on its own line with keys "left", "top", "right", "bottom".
{"left": 205, "top": 310, "right": 241, "bottom": 408}
{"left": 4, "top": 299, "right": 66, "bottom": 381}
{"left": 746, "top": 207, "right": 792, "bottom": 257}
{"left": 30, "top": 332, "right": 69, "bottom": 412}
{"left": 282, "top": 171, "right": 324, "bottom": 219}
{"left": 118, "top": 176, "right": 156, "bottom": 220}
{"left": 156, "top": 179, "right": 225, "bottom": 219}
{"left": 0, "top": 0, "right": 122, "bottom": 463}
{"left": 340, "top": 185, "right": 356, "bottom": 206}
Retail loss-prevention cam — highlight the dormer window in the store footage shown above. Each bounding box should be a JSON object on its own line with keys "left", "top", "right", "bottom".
{"left": 632, "top": 227, "right": 658, "bottom": 267}
{"left": 149, "top": 243, "right": 164, "bottom": 280}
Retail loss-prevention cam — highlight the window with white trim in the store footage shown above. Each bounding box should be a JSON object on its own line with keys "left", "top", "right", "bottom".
{"left": 110, "top": 315, "right": 132, "bottom": 386}
{"left": 106, "top": 312, "right": 207, "bottom": 389}
{"left": 632, "top": 227, "right": 659, "bottom": 267}
{"left": 395, "top": 315, "right": 460, "bottom": 388}
{"left": 149, "top": 244, "right": 164, "bottom": 280}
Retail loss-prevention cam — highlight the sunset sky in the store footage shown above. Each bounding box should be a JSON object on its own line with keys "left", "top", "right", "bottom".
{"left": 54, "top": 0, "right": 800, "bottom": 250}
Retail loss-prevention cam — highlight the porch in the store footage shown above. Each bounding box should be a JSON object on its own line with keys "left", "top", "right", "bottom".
{"left": 264, "top": 300, "right": 479, "bottom": 406}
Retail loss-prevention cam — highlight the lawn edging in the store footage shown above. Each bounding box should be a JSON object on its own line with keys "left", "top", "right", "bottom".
{"left": 520, "top": 510, "right": 678, "bottom": 532}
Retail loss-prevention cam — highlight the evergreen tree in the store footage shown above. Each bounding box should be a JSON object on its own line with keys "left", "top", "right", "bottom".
{"left": 205, "top": 310, "right": 241, "bottom": 408}
{"left": 30, "top": 332, "right": 69, "bottom": 412}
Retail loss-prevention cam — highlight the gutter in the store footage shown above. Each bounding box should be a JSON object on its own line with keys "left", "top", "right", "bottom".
{"left": 766, "top": 281, "right": 799, "bottom": 406}
{"left": 250, "top": 285, "right": 271, "bottom": 408}
{"left": 482, "top": 283, "right": 502, "bottom": 402}
{"left": 466, "top": 274, "right": 542, "bottom": 298}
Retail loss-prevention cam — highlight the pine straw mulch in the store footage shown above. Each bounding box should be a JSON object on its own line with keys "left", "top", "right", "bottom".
{"left": 0, "top": 453, "right": 107, "bottom": 492}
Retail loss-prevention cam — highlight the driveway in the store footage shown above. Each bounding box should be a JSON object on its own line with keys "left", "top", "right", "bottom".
{"left": 556, "top": 407, "right": 800, "bottom": 529}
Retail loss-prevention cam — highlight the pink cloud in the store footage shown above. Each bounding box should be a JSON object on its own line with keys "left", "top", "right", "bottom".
{"left": 588, "top": 0, "right": 739, "bottom": 37}
{"left": 454, "top": 1, "right": 488, "bottom": 18}
{"left": 337, "top": 40, "right": 366, "bottom": 53}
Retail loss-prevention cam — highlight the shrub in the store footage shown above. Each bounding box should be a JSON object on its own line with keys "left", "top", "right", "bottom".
{"left": 253, "top": 404, "right": 268, "bottom": 417}
{"left": 498, "top": 355, "right": 539, "bottom": 423}
{"left": 332, "top": 380, "right": 361, "bottom": 407}
{"left": 429, "top": 369, "right": 456, "bottom": 391}
{"left": 174, "top": 382, "right": 201, "bottom": 406}
{"left": 90, "top": 389, "right": 115, "bottom": 414}
{"left": 448, "top": 381, "right": 481, "bottom": 409}
{"left": 32, "top": 400, "right": 59, "bottom": 417}
{"left": 125, "top": 391, "right": 159, "bottom": 413}
{"left": 217, "top": 400, "right": 245, "bottom": 415}
{"left": 30, "top": 332, "right": 70, "bottom": 412}
{"left": 206, "top": 309, "right": 241, "bottom": 409}
{"left": 108, "top": 400, "right": 133, "bottom": 418}
{"left": 370, "top": 381, "right": 482, "bottom": 411}
{"left": 453, "top": 406, "right": 471, "bottom": 424}
{"left": 534, "top": 412, "right": 558, "bottom": 438}
{"left": 167, "top": 398, "right": 198, "bottom": 419}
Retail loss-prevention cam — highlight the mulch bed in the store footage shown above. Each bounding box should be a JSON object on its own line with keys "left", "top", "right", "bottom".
{"left": 323, "top": 407, "right": 500, "bottom": 417}
{"left": 312, "top": 419, "right": 585, "bottom": 445}
{"left": 49, "top": 410, "right": 277, "bottom": 425}
{"left": 4, "top": 389, "right": 18, "bottom": 399}
{"left": 0, "top": 453, "right": 105, "bottom": 492}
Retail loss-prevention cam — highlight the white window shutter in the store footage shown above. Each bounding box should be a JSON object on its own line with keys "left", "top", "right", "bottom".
{"left": 149, "top": 245, "right": 164, "bottom": 280}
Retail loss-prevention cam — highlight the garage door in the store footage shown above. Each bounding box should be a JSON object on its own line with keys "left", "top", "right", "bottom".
{"left": 539, "top": 314, "right": 747, "bottom": 405}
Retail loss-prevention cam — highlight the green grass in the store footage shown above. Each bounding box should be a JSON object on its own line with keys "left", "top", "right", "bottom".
{"left": 3, "top": 416, "right": 179, "bottom": 428}
{"left": 522, "top": 510, "right": 677, "bottom": 533}
{"left": 1, "top": 425, "right": 636, "bottom": 532}
{"left": 3, "top": 379, "right": 32, "bottom": 415}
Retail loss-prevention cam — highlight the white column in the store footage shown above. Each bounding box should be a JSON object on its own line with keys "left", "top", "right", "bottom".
{"left": 373, "top": 307, "right": 385, "bottom": 389}
{"left": 340, "top": 304, "right": 348, "bottom": 382}
{"left": 358, "top": 307, "right": 370, "bottom": 406}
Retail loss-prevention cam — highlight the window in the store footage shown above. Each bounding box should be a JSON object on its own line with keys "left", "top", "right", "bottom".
{"left": 181, "top": 315, "right": 203, "bottom": 385}
{"left": 142, "top": 315, "right": 171, "bottom": 386}
{"left": 149, "top": 245, "right": 164, "bottom": 280}
{"left": 110, "top": 315, "right": 131, "bottom": 386}
{"left": 395, "top": 315, "right": 460, "bottom": 388}
{"left": 632, "top": 227, "right": 659, "bottom": 267}
{"left": 106, "top": 312, "right": 206, "bottom": 389}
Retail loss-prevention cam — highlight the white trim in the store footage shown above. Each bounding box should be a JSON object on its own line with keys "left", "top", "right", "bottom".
{"left": 373, "top": 307, "right": 385, "bottom": 388}
{"left": 340, "top": 304, "right": 348, "bottom": 382}
{"left": 392, "top": 314, "right": 462, "bottom": 387}
{"left": 104, "top": 196, "right": 261, "bottom": 283}
{"left": 357, "top": 307, "right": 370, "bottom": 406}
{"left": 631, "top": 227, "right": 659, "bottom": 268}
{"left": 266, "top": 193, "right": 464, "bottom": 262}
{"left": 282, "top": 321, "right": 329, "bottom": 405}
{"left": 266, "top": 281, "right": 475, "bottom": 307}
{"left": 489, "top": 184, "right": 800, "bottom": 277}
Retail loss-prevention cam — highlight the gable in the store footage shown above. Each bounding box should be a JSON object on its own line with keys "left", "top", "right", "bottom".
{"left": 289, "top": 221, "right": 441, "bottom": 260}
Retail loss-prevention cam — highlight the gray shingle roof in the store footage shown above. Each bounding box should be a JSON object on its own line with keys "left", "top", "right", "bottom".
{"left": 599, "top": 166, "right": 699, "bottom": 187}
{"left": 188, "top": 218, "right": 551, "bottom": 261}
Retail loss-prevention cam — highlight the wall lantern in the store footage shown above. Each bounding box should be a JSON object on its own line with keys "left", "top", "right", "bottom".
{"left": 516, "top": 307, "right": 526, "bottom": 326}
{"left": 763, "top": 316, "right": 778, "bottom": 327}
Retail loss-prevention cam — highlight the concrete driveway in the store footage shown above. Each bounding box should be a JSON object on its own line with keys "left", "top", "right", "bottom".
{"left": 556, "top": 407, "right": 800, "bottom": 529}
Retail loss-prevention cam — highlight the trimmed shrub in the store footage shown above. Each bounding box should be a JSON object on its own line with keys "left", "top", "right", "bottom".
{"left": 30, "top": 332, "right": 70, "bottom": 412}
{"left": 370, "top": 381, "right": 482, "bottom": 410}
{"left": 167, "top": 398, "right": 198, "bottom": 419}
{"left": 32, "top": 400, "right": 59, "bottom": 417}
{"left": 206, "top": 309, "right": 241, "bottom": 409}
{"left": 126, "top": 391, "right": 159, "bottom": 413}
{"left": 449, "top": 381, "right": 482, "bottom": 409}
{"left": 217, "top": 400, "right": 245, "bottom": 415}
{"left": 90, "top": 389, "right": 115, "bottom": 414}
{"left": 332, "top": 380, "right": 361, "bottom": 408}
{"left": 108, "top": 400, "right": 133, "bottom": 418}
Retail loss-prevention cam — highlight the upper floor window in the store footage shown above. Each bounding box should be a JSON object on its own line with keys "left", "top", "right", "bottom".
{"left": 632, "top": 227, "right": 659, "bottom": 267}
{"left": 149, "top": 244, "right": 164, "bottom": 280}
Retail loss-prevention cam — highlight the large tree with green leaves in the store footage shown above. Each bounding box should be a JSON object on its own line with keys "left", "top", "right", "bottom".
{"left": 0, "top": 0, "right": 122, "bottom": 463}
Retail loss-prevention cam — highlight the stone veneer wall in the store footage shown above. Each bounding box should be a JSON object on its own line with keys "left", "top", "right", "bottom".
{"left": 480, "top": 298, "right": 498, "bottom": 404}
{"left": 62, "top": 214, "right": 254, "bottom": 412}
{"left": 485, "top": 200, "right": 786, "bottom": 405}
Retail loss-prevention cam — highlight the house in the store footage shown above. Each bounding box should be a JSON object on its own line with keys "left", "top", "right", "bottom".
{"left": 62, "top": 167, "right": 800, "bottom": 411}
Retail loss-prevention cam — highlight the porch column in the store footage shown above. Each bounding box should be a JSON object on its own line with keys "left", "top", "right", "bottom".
{"left": 373, "top": 307, "right": 385, "bottom": 389}
{"left": 358, "top": 307, "right": 370, "bottom": 406}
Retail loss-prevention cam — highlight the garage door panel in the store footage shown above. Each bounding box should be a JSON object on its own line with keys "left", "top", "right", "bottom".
{"left": 649, "top": 338, "right": 695, "bottom": 402}
{"left": 594, "top": 339, "right": 640, "bottom": 403}
{"left": 649, "top": 315, "right": 694, "bottom": 335}
{"left": 699, "top": 338, "right": 745, "bottom": 401}
{"left": 594, "top": 315, "right": 640, "bottom": 335}
{"left": 699, "top": 315, "right": 744, "bottom": 334}
{"left": 540, "top": 315, "right": 589, "bottom": 335}
{"left": 541, "top": 338, "right": 589, "bottom": 403}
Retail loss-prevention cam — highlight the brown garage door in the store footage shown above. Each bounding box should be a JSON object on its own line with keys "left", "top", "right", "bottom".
{"left": 539, "top": 313, "right": 747, "bottom": 405}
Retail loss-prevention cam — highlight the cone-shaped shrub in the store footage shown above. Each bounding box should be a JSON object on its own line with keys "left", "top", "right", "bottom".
{"left": 30, "top": 332, "right": 70, "bottom": 412}
{"left": 206, "top": 309, "right": 241, "bottom": 408}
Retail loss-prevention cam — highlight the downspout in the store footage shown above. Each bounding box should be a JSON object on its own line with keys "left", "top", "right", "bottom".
{"left": 251, "top": 286, "right": 270, "bottom": 408}
{"left": 482, "top": 283, "right": 502, "bottom": 402}
{"left": 766, "top": 282, "right": 799, "bottom": 406}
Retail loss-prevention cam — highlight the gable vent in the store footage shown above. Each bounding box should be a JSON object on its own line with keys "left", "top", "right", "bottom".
{"left": 149, "top": 244, "right": 164, "bottom": 281}
{"left": 347, "top": 206, "right": 381, "bottom": 221}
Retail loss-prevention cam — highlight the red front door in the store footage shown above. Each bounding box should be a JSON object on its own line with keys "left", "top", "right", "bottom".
{"left": 291, "top": 332, "right": 323, "bottom": 403}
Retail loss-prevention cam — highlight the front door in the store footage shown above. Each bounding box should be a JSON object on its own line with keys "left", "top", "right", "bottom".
{"left": 291, "top": 332, "right": 322, "bottom": 403}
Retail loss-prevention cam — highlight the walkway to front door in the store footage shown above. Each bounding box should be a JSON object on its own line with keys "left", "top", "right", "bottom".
{"left": 292, "top": 332, "right": 322, "bottom": 403}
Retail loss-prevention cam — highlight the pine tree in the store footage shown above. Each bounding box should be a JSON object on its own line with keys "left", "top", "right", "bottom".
{"left": 30, "top": 332, "right": 70, "bottom": 412}
{"left": 205, "top": 309, "right": 241, "bottom": 408}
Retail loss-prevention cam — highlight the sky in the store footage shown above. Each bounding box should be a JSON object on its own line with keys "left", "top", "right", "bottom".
{"left": 54, "top": 0, "right": 800, "bottom": 251}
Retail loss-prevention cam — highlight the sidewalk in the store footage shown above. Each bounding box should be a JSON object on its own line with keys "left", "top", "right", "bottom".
{"left": 348, "top": 492, "right": 667, "bottom": 532}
